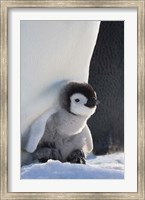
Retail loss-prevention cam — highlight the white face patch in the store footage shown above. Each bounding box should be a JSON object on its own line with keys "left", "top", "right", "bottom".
{"left": 70, "top": 93, "right": 96, "bottom": 117}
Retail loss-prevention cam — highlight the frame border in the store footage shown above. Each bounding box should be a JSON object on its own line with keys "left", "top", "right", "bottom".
{"left": 0, "top": 0, "right": 144, "bottom": 199}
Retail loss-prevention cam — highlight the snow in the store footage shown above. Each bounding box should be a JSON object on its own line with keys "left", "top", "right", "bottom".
{"left": 21, "top": 152, "right": 124, "bottom": 179}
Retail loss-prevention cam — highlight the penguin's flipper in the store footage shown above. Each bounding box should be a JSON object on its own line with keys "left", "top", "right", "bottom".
{"left": 24, "top": 108, "right": 58, "bottom": 153}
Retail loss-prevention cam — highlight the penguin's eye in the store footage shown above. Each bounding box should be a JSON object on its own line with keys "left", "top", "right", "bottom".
{"left": 75, "top": 98, "right": 80, "bottom": 103}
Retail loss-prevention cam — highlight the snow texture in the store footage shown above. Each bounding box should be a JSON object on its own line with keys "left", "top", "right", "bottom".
{"left": 21, "top": 152, "right": 124, "bottom": 179}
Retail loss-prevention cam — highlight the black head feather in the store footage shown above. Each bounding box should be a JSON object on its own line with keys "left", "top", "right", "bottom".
{"left": 60, "top": 82, "right": 97, "bottom": 112}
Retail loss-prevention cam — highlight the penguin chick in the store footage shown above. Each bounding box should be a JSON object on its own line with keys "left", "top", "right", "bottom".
{"left": 31, "top": 81, "right": 98, "bottom": 164}
{"left": 21, "top": 81, "right": 98, "bottom": 166}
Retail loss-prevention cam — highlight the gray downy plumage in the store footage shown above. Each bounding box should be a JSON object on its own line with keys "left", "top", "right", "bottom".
{"left": 30, "top": 81, "right": 98, "bottom": 165}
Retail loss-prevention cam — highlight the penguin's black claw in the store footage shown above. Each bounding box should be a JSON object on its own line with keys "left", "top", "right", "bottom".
{"left": 67, "top": 149, "right": 86, "bottom": 164}
{"left": 33, "top": 147, "right": 63, "bottom": 163}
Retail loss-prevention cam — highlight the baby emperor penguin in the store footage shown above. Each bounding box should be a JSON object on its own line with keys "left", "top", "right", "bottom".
{"left": 31, "top": 81, "right": 98, "bottom": 164}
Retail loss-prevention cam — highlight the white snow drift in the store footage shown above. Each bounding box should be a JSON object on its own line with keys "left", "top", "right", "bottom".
{"left": 21, "top": 152, "right": 124, "bottom": 179}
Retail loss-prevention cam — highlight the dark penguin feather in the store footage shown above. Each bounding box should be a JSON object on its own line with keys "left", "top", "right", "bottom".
{"left": 59, "top": 82, "right": 96, "bottom": 113}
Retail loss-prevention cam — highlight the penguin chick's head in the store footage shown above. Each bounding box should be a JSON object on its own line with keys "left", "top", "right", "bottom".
{"left": 60, "top": 81, "right": 98, "bottom": 117}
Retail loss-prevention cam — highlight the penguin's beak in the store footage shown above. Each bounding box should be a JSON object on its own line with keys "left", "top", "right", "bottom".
{"left": 85, "top": 97, "right": 99, "bottom": 108}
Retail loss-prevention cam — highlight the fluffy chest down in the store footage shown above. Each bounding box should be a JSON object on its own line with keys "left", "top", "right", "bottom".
{"left": 38, "top": 109, "right": 87, "bottom": 148}
{"left": 55, "top": 109, "right": 87, "bottom": 136}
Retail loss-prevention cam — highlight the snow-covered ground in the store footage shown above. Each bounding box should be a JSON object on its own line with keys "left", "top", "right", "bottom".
{"left": 21, "top": 152, "right": 124, "bottom": 179}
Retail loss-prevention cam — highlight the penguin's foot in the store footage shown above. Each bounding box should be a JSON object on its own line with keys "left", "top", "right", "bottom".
{"left": 32, "top": 147, "right": 63, "bottom": 163}
{"left": 67, "top": 149, "right": 86, "bottom": 164}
